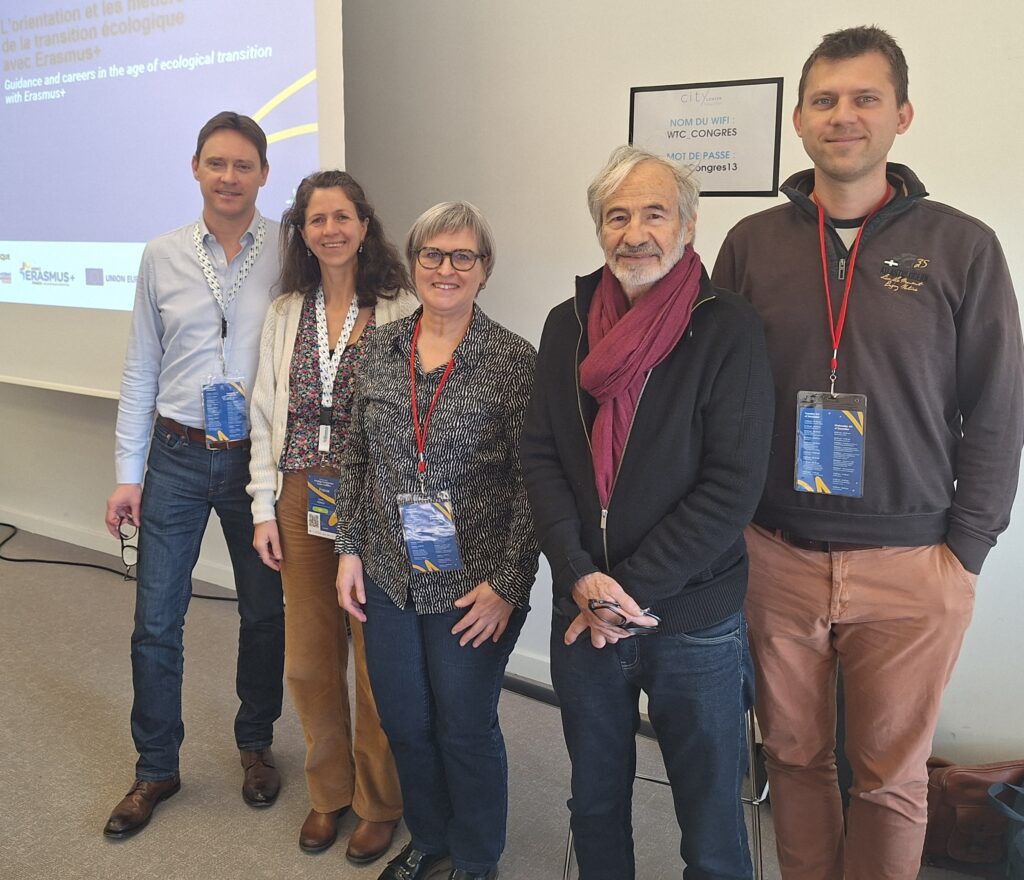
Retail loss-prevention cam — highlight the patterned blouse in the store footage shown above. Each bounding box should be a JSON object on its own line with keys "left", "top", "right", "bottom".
{"left": 280, "top": 294, "right": 376, "bottom": 470}
{"left": 335, "top": 305, "right": 539, "bottom": 613}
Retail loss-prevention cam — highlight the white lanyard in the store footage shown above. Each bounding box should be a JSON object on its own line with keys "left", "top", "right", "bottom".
{"left": 193, "top": 217, "right": 266, "bottom": 373}
{"left": 315, "top": 284, "right": 360, "bottom": 452}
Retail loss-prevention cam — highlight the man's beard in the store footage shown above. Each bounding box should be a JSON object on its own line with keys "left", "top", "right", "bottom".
{"left": 608, "top": 235, "right": 688, "bottom": 293}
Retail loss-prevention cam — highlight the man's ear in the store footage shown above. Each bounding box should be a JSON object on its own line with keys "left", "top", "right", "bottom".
{"left": 896, "top": 101, "right": 914, "bottom": 135}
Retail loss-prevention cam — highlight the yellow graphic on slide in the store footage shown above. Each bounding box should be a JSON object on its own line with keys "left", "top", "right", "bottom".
{"left": 306, "top": 479, "right": 338, "bottom": 526}
{"left": 252, "top": 69, "right": 318, "bottom": 145}
{"left": 796, "top": 476, "right": 832, "bottom": 494}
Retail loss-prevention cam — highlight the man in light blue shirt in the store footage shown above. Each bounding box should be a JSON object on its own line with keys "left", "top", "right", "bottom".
{"left": 103, "top": 111, "right": 285, "bottom": 838}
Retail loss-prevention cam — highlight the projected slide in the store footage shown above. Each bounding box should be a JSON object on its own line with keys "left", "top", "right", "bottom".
{"left": 1, "top": 0, "right": 318, "bottom": 310}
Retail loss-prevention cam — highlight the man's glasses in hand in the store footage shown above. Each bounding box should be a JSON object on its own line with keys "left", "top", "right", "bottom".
{"left": 587, "top": 599, "right": 660, "bottom": 635}
{"left": 118, "top": 522, "right": 138, "bottom": 573}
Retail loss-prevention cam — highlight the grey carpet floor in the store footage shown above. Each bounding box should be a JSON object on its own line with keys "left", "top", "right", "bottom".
{"left": 0, "top": 527, "right": 996, "bottom": 879}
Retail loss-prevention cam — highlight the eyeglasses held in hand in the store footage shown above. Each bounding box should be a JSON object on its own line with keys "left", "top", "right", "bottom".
{"left": 587, "top": 599, "right": 661, "bottom": 635}
{"left": 118, "top": 521, "right": 139, "bottom": 571}
{"left": 416, "top": 247, "right": 487, "bottom": 272}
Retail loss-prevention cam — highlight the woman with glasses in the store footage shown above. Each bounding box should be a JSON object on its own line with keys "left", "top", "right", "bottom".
{"left": 335, "top": 201, "right": 538, "bottom": 880}
{"left": 246, "top": 170, "right": 418, "bottom": 862}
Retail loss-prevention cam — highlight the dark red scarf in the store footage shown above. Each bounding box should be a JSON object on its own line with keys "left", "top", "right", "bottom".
{"left": 580, "top": 245, "right": 702, "bottom": 508}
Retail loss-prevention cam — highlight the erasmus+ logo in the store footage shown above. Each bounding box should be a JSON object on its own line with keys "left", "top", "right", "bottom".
{"left": 20, "top": 262, "right": 74, "bottom": 285}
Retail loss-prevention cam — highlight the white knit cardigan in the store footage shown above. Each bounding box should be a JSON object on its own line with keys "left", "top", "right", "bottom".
{"left": 246, "top": 289, "right": 420, "bottom": 523}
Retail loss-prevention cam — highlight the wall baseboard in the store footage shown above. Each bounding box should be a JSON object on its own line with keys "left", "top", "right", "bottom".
{"left": 0, "top": 507, "right": 236, "bottom": 590}
{"left": 505, "top": 646, "right": 551, "bottom": 687}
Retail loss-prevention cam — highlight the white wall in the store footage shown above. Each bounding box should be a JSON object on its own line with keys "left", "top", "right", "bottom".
{"left": 3, "top": 0, "right": 1021, "bottom": 762}
{"left": 340, "top": 0, "right": 1024, "bottom": 760}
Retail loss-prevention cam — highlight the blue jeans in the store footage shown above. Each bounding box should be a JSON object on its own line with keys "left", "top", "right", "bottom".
{"left": 361, "top": 576, "right": 526, "bottom": 874}
{"left": 131, "top": 423, "right": 284, "bottom": 780}
{"left": 551, "top": 608, "right": 754, "bottom": 880}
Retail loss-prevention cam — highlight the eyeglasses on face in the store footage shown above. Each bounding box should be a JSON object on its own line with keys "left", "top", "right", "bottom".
{"left": 415, "top": 247, "right": 487, "bottom": 272}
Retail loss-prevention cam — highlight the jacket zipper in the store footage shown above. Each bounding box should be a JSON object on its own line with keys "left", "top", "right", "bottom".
{"left": 574, "top": 292, "right": 714, "bottom": 570}
{"left": 838, "top": 257, "right": 847, "bottom": 281}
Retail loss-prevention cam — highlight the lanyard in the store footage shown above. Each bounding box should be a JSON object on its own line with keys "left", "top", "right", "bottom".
{"left": 314, "top": 285, "right": 360, "bottom": 452}
{"left": 813, "top": 185, "right": 890, "bottom": 395}
{"left": 410, "top": 317, "right": 455, "bottom": 492}
{"left": 193, "top": 217, "right": 266, "bottom": 374}
{"left": 315, "top": 286, "right": 360, "bottom": 408}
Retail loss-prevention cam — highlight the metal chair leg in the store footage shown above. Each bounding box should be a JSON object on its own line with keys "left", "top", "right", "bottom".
{"left": 743, "top": 707, "right": 770, "bottom": 880}
{"left": 562, "top": 826, "right": 576, "bottom": 880}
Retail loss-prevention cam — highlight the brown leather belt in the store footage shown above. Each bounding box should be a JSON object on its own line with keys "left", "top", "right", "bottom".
{"left": 776, "top": 530, "right": 881, "bottom": 553}
{"left": 156, "top": 415, "right": 251, "bottom": 450}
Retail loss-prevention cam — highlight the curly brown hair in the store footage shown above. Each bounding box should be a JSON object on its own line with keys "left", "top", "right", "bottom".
{"left": 278, "top": 170, "right": 411, "bottom": 306}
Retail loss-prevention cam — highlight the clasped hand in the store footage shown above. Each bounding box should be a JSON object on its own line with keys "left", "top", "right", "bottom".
{"left": 565, "top": 572, "right": 659, "bottom": 648}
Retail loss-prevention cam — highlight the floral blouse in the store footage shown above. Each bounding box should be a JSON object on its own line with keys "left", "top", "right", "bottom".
{"left": 280, "top": 294, "right": 376, "bottom": 471}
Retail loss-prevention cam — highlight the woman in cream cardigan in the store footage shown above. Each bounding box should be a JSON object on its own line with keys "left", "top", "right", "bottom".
{"left": 247, "top": 170, "right": 418, "bottom": 862}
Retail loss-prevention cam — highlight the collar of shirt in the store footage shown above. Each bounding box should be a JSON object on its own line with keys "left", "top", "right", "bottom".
{"left": 197, "top": 209, "right": 261, "bottom": 252}
{"left": 392, "top": 303, "right": 494, "bottom": 374}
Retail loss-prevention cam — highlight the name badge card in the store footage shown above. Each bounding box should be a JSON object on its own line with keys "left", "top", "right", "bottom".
{"left": 794, "top": 391, "right": 867, "bottom": 497}
{"left": 306, "top": 475, "right": 341, "bottom": 538}
{"left": 397, "top": 490, "right": 464, "bottom": 573}
{"left": 201, "top": 376, "right": 248, "bottom": 447}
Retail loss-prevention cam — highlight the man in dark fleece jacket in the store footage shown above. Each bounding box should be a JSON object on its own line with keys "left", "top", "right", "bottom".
{"left": 712, "top": 26, "right": 1024, "bottom": 880}
{"left": 522, "top": 144, "right": 773, "bottom": 880}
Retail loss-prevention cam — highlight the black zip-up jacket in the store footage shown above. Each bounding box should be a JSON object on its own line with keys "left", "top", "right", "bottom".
{"left": 713, "top": 164, "right": 1024, "bottom": 573}
{"left": 521, "top": 267, "right": 774, "bottom": 634}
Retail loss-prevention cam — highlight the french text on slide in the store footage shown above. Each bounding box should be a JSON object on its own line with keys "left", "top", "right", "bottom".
{"left": 2, "top": 0, "right": 273, "bottom": 105}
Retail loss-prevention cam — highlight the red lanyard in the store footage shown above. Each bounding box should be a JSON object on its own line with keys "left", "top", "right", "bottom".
{"left": 813, "top": 184, "right": 891, "bottom": 394}
{"left": 410, "top": 317, "right": 455, "bottom": 488}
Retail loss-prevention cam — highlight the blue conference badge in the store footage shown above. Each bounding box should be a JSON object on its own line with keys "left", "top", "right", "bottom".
{"left": 398, "top": 491, "right": 464, "bottom": 573}
{"left": 306, "top": 475, "right": 341, "bottom": 538}
{"left": 794, "top": 391, "right": 867, "bottom": 498}
{"left": 201, "top": 376, "right": 249, "bottom": 446}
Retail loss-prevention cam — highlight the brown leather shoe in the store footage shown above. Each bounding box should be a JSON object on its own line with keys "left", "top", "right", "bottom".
{"left": 103, "top": 776, "right": 181, "bottom": 839}
{"left": 346, "top": 817, "right": 399, "bottom": 864}
{"left": 240, "top": 748, "right": 280, "bottom": 807}
{"left": 298, "top": 806, "right": 349, "bottom": 853}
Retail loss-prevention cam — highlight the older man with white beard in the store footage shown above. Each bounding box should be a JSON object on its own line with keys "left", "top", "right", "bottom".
{"left": 521, "top": 145, "right": 775, "bottom": 879}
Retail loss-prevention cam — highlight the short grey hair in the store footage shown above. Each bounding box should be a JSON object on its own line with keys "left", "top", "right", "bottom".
{"left": 406, "top": 201, "right": 497, "bottom": 279}
{"left": 586, "top": 145, "right": 700, "bottom": 236}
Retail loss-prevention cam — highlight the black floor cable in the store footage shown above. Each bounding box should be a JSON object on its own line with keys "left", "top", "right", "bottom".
{"left": 0, "top": 522, "right": 238, "bottom": 602}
